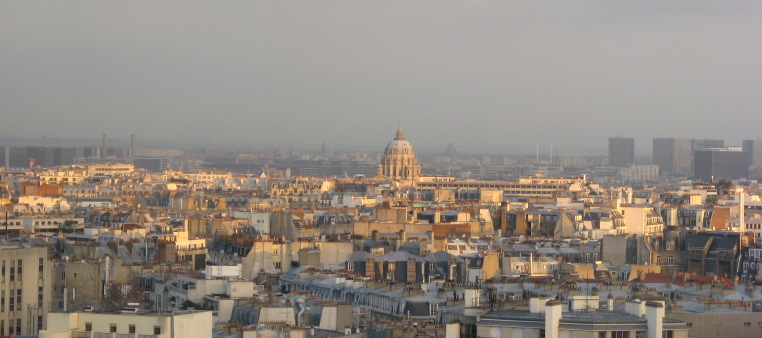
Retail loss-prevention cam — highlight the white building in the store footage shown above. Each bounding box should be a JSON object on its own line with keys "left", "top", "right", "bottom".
{"left": 618, "top": 164, "right": 660, "bottom": 182}
{"left": 39, "top": 310, "right": 212, "bottom": 338}
{"left": 619, "top": 204, "right": 664, "bottom": 236}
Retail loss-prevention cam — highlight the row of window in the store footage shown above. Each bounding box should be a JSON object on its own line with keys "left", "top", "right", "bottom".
{"left": 85, "top": 322, "right": 161, "bottom": 334}
{"left": 592, "top": 331, "right": 673, "bottom": 338}
{"left": 1, "top": 258, "right": 45, "bottom": 281}
{"left": 656, "top": 256, "right": 677, "bottom": 265}
{"left": 0, "top": 318, "right": 27, "bottom": 336}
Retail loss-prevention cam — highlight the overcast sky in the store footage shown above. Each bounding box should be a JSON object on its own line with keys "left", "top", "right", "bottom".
{"left": 1, "top": 1, "right": 761, "bottom": 155}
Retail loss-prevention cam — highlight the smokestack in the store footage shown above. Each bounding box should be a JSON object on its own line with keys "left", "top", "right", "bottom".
{"left": 101, "top": 134, "right": 107, "bottom": 159}
{"left": 130, "top": 134, "right": 135, "bottom": 158}
{"left": 544, "top": 300, "right": 563, "bottom": 338}
{"left": 740, "top": 188, "right": 745, "bottom": 249}
{"left": 645, "top": 301, "right": 664, "bottom": 338}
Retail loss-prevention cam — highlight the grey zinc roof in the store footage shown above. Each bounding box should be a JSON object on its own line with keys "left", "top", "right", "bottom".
{"left": 346, "top": 251, "right": 372, "bottom": 262}
{"left": 424, "top": 251, "right": 464, "bottom": 263}
{"left": 687, "top": 236, "right": 711, "bottom": 248}
{"left": 481, "top": 309, "right": 679, "bottom": 325}
{"left": 376, "top": 250, "right": 424, "bottom": 262}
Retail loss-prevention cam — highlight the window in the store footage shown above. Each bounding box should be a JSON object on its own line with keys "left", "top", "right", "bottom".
{"left": 39, "top": 258, "right": 44, "bottom": 279}
{"left": 657, "top": 256, "right": 662, "bottom": 265}
{"left": 110, "top": 324, "right": 117, "bottom": 332}
{"left": 429, "top": 303, "right": 439, "bottom": 316}
{"left": 744, "top": 322, "right": 751, "bottom": 327}
{"left": 16, "top": 260, "right": 21, "bottom": 282}
{"left": 668, "top": 256, "right": 675, "bottom": 265}
{"left": 16, "top": 289, "right": 21, "bottom": 310}
{"left": 38, "top": 287, "right": 43, "bottom": 306}
{"left": 636, "top": 331, "right": 646, "bottom": 338}
{"left": 154, "top": 326, "right": 161, "bottom": 334}
{"left": 662, "top": 331, "right": 674, "bottom": 338}
{"left": 9, "top": 261, "right": 14, "bottom": 282}
{"left": 15, "top": 319, "right": 20, "bottom": 336}
{"left": 38, "top": 315, "right": 43, "bottom": 332}
{"left": 129, "top": 325, "right": 136, "bottom": 333}
{"left": 612, "top": 332, "right": 630, "bottom": 338}
{"left": 85, "top": 323, "right": 92, "bottom": 331}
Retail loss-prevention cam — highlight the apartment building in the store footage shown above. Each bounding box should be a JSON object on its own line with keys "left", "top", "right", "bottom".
{"left": 0, "top": 245, "right": 51, "bottom": 336}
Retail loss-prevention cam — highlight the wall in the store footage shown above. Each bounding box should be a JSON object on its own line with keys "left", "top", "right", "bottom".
{"left": 667, "top": 312, "right": 761, "bottom": 338}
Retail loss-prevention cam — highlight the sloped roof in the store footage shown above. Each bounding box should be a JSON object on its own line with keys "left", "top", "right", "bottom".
{"left": 424, "top": 251, "right": 464, "bottom": 263}
{"left": 346, "top": 251, "right": 372, "bottom": 262}
{"left": 376, "top": 250, "right": 424, "bottom": 262}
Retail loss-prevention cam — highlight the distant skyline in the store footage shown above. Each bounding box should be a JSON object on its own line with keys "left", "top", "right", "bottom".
{"left": 2, "top": 2, "right": 761, "bottom": 156}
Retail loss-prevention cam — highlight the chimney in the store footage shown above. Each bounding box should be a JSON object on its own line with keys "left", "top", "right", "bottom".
{"left": 607, "top": 293, "right": 614, "bottom": 311}
{"left": 544, "top": 300, "right": 563, "bottom": 338}
{"left": 445, "top": 322, "right": 460, "bottom": 338}
{"left": 529, "top": 295, "right": 549, "bottom": 313}
{"left": 406, "top": 257, "right": 417, "bottom": 283}
{"left": 625, "top": 299, "right": 645, "bottom": 317}
{"left": 365, "top": 258, "right": 375, "bottom": 279}
{"left": 464, "top": 288, "right": 479, "bottom": 308}
{"left": 645, "top": 301, "right": 664, "bottom": 338}
{"left": 290, "top": 328, "right": 305, "bottom": 338}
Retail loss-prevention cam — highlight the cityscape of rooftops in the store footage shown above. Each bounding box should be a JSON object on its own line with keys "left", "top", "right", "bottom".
{"left": 1, "top": 2, "right": 761, "bottom": 338}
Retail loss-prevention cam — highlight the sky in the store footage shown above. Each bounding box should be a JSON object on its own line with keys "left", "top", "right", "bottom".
{"left": 1, "top": 1, "right": 761, "bottom": 155}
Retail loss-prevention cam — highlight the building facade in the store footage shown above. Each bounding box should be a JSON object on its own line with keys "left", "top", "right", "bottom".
{"left": 0, "top": 246, "right": 51, "bottom": 336}
{"left": 653, "top": 138, "right": 693, "bottom": 175}
{"left": 694, "top": 148, "right": 750, "bottom": 182}
{"left": 608, "top": 137, "right": 635, "bottom": 167}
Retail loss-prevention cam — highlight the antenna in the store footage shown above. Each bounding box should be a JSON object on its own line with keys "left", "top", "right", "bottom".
{"left": 550, "top": 143, "right": 553, "bottom": 165}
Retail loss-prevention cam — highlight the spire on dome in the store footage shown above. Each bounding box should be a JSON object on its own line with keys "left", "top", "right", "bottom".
{"left": 395, "top": 126, "right": 404, "bottom": 140}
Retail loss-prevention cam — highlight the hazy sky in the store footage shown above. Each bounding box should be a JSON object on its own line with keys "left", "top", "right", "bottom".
{"left": 2, "top": 1, "right": 761, "bottom": 155}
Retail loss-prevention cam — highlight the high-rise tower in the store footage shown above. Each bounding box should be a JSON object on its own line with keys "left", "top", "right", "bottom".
{"left": 608, "top": 137, "right": 635, "bottom": 167}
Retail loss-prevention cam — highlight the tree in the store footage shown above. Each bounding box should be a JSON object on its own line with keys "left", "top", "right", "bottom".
{"left": 181, "top": 300, "right": 201, "bottom": 310}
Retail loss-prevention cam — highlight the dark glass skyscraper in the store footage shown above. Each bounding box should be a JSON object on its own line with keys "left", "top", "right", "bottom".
{"left": 608, "top": 137, "right": 635, "bottom": 167}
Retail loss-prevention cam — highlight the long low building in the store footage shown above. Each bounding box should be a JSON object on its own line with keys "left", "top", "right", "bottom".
{"left": 39, "top": 309, "right": 212, "bottom": 338}
{"left": 416, "top": 174, "right": 589, "bottom": 198}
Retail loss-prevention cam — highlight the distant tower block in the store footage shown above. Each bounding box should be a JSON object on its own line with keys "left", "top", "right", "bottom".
{"left": 445, "top": 143, "right": 457, "bottom": 158}
{"left": 101, "top": 133, "right": 107, "bottom": 159}
{"left": 608, "top": 137, "right": 635, "bottom": 167}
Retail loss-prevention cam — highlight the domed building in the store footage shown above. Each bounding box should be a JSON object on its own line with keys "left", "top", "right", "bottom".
{"left": 377, "top": 127, "right": 421, "bottom": 181}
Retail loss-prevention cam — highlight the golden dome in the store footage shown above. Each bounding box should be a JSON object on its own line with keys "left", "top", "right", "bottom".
{"left": 378, "top": 127, "right": 421, "bottom": 180}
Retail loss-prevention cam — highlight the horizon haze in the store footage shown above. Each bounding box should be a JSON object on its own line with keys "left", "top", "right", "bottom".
{"left": 2, "top": 2, "right": 761, "bottom": 156}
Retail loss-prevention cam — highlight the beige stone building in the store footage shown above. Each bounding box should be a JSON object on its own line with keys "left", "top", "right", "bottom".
{"left": 40, "top": 309, "right": 212, "bottom": 338}
{"left": 0, "top": 245, "right": 52, "bottom": 336}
